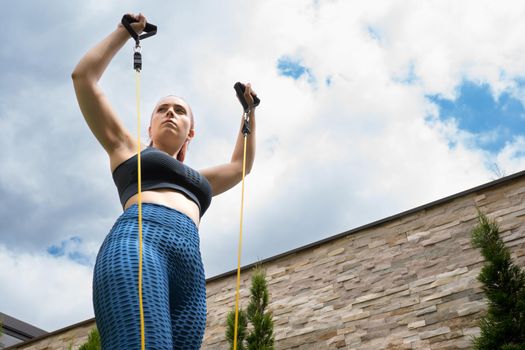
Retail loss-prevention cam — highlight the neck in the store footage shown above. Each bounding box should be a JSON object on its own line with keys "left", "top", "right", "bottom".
{"left": 151, "top": 141, "right": 181, "bottom": 158}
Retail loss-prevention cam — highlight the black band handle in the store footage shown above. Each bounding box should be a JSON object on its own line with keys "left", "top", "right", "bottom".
{"left": 121, "top": 15, "right": 158, "bottom": 45}
{"left": 234, "top": 82, "right": 260, "bottom": 112}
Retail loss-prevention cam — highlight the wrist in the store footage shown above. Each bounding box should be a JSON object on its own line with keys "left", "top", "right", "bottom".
{"left": 115, "top": 26, "right": 133, "bottom": 40}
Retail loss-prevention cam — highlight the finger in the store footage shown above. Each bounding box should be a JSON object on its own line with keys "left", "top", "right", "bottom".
{"left": 245, "top": 83, "right": 257, "bottom": 102}
{"left": 138, "top": 13, "right": 147, "bottom": 24}
{"left": 244, "top": 83, "right": 252, "bottom": 97}
{"left": 125, "top": 13, "right": 139, "bottom": 23}
{"left": 126, "top": 13, "right": 146, "bottom": 32}
{"left": 244, "top": 86, "right": 254, "bottom": 105}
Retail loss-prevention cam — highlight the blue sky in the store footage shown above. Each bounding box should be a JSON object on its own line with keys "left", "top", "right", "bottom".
{"left": 277, "top": 56, "right": 315, "bottom": 83}
{"left": 47, "top": 236, "right": 93, "bottom": 266}
{"left": 1, "top": 0, "right": 525, "bottom": 333}
{"left": 428, "top": 81, "right": 525, "bottom": 152}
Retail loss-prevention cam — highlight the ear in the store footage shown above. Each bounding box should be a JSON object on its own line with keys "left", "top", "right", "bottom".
{"left": 187, "top": 128, "right": 195, "bottom": 142}
{"left": 177, "top": 142, "right": 188, "bottom": 162}
{"left": 148, "top": 125, "right": 152, "bottom": 140}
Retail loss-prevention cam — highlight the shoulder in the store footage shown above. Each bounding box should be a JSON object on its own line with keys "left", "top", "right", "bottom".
{"left": 109, "top": 142, "right": 147, "bottom": 173}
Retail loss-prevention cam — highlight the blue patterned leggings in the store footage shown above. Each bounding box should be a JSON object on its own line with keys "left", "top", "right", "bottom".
{"left": 93, "top": 203, "right": 207, "bottom": 349}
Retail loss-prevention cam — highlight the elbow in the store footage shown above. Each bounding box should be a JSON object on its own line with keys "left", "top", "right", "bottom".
{"left": 71, "top": 66, "right": 92, "bottom": 82}
{"left": 71, "top": 70, "right": 84, "bottom": 81}
{"left": 241, "top": 166, "right": 252, "bottom": 179}
{"left": 71, "top": 70, "right": 97, "bottom": 88}
{"left": 71, "top": 65, "right": 81, "bottom": 80}
{"left": 245, "top": 157, "right": 254, "bottom": 175}
{"left": 244, "top": 157, "right": 255, "bottom": 176}
{"left": 234, "top": 163, "right": 251, "bottom": 181}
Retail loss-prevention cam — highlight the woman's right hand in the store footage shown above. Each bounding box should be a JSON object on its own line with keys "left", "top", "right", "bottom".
{"left": 118, "top": 13, "right": 147, "bottom": 36}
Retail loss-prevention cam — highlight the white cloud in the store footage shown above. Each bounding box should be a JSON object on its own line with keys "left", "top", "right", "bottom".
{"left": 0, "top": 244, "right": 94, "bottom": 331}
{"left": 192, "top": 0, "right": 521, "bottom": 273}
{"left": 2, "top": 0, "right": 525, "bottom": 332}
{"left": 496, "top": 136, "right": 525, "bottom": 175}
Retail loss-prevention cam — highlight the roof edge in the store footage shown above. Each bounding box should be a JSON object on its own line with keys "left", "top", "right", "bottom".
{"left": 2, "top": 318, "right": 95, "bottom": 350}
{"left": 206, "top": 169, "right": 525, "bottom": 282}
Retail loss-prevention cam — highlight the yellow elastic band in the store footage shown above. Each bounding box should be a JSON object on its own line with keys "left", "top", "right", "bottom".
{"left": 233, "top": 133, "right": 248, "bottom": 350}
{"left": 135, "top": 70, "right": 146, "bottom": 350}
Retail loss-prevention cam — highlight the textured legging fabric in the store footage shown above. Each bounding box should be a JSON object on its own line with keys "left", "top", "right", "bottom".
{"left": 93, "top": 203, "right": 207, "bottom": 349}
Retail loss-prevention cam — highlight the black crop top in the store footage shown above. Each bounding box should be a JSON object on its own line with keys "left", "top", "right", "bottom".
{"left": 112, "top": 147, "right": 212, "bottom": 217}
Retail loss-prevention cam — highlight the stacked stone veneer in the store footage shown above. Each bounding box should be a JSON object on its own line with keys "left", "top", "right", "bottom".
{"left": 7, "top": 172, "right": 525, "bottom": 350}
{"left": 4, "top": 319, "right": 96, "bottom": 350}
{"left": 203, "top": 174, "right": 525, "bottom": 349}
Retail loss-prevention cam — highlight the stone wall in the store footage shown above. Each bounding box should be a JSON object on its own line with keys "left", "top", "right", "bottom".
{"left": 203, "top": 173, "right": 525, "bottom": 349}
{"left": 4, "top": 319, "right": 95, "bottom": 350}
{"left": 7, "top": 171, "right": 525, "bottom": 349}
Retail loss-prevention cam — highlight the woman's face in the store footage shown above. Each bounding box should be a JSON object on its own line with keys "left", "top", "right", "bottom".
{"left": 149, "top": 96, "right": 194, "bottom": 150}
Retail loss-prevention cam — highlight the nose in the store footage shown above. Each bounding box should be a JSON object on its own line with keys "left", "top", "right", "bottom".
{"left": 166, "top": 106, "right": 175, "bottom": 117}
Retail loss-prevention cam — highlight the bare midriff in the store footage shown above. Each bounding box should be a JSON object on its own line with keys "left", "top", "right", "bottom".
{"left": 124, "top": 189, "right": 200, "bottom": 227}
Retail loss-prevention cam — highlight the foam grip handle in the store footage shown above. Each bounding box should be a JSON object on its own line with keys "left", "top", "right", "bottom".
{"left": 234, "top": 82, "right": 260, "bottom": 112}
{"left": 122, "top": 15, "right": 158, "bottom": 39}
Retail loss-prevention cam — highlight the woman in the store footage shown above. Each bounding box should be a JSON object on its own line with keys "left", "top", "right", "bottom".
{"left": 72, "top": 13, "right": 256, "bottom": 349}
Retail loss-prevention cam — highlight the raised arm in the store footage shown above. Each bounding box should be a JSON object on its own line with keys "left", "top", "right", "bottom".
{"left": 71, "top": 14, "right": 146, "bottom": 166}
{"left": 201, "top": 84, "right": 257, "bottom": 196}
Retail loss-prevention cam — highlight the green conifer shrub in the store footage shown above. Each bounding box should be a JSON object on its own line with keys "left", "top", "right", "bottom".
{"left": 78, "top": 327, "right": 100, "bottom": 350}
{"left": 226, "top": 267, "right": 275, "bottom": 350}
{"left": 471, "top": 211, "right": 525, "bottom": 349}
{"left": 226, "top": 308, "right": 248, "bottom": 350}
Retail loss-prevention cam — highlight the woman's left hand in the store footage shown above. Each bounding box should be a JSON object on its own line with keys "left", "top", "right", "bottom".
{"left": 200, "top": 83, "right": 257, "bottom": 196}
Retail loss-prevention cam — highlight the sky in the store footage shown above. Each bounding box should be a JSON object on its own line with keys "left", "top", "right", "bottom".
{"left": 1, "top": 0, "right": 525, "bottom": 333}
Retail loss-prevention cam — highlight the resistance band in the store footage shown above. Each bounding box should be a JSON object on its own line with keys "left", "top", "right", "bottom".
{"left": 232, "top": 83, "right": 260, "bottom": 350}
{"left": 233, "top": 116, "right": 249, "bottom": 350}
{"left": 123, "top": 16, "right": 260, "bottom": 349}
{"left": 121, "top": 15, "right": 157, "bottom": 350}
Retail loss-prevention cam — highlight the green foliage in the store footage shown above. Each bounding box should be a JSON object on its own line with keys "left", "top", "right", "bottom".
{"left": 471, "top": 211, "right": 525, "bottom": 350}
{"left": 78, "top": 327, "right": 101, "bottom": 350}
{"left": 246, "top": 269, "right": 274, "bottom": 350}
{"left": 226, "top": 267, "right": 275, "bottom": 350}
{"left": 226, "top": 308, "right": 248, "bottom": 350}
{"left": 247, "top": 270, "right": 269, "bottom": 318}
{"left": 501, "top": 344, "right": 525, "bottom": 350}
